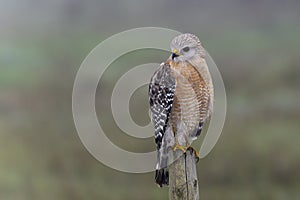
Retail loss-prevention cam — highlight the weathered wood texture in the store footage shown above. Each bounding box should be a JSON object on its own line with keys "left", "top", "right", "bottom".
{"left": 169, "top": 149, "right": 199, "bottom": 200}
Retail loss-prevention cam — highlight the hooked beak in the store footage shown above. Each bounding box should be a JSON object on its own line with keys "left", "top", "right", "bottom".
{"left": 171, "top": 49, "right": 180, "bottom": 60}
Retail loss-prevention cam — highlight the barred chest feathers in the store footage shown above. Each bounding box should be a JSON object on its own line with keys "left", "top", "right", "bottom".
{"left": 167, "top": 60, "right": 210, "bottom": 135}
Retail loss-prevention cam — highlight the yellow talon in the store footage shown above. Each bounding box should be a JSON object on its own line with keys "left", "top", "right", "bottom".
{"left": 173, "top": 144, "right": 187, "bottom": 153}
{"left": 188, "top": 146, "right": 200, "bottom": 162}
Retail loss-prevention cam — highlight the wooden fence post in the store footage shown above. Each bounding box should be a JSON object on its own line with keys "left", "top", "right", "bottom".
{"left": 169, "top": 149, "right": 199, "bottom": 200}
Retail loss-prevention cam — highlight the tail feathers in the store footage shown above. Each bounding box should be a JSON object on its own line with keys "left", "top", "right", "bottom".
{"left": 155, "top": 168, "right": 169, "bottom": 187}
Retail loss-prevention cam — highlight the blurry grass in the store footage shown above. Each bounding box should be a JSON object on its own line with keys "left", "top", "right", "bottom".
{"left": 1, "top": 117, "right": 299, "bottom": 199}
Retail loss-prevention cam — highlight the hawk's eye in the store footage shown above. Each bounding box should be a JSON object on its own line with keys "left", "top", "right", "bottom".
{"left": 182, "top": 46, "right": 190, "bottom": 52}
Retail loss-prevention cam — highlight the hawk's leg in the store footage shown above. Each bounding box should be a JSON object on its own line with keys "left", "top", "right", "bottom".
{"left": 171, "top": 126, "right": 199, "bottom": 162}
{"left": 172, "top": 127, "right": 187, "bottom": 153}
{"left": 183, "top": 133, "right": 200, "bottom": 162}
{"left": 172, "top": 141, "right": 199, "bottom": 162}
{"left": 187, "top": 146, "right": 200, "bottom": 163}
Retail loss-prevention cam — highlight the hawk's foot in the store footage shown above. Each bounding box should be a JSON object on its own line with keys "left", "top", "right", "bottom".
{"left": 188, "top": 146, "right": 200, "bottom": 163}
{"left": 173, "top": 144, "right": 187, "bottom": 153}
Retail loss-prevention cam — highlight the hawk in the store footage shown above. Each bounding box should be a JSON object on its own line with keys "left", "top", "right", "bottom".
{"left": 149, "top": 33, "right": 214, "bottom": 187}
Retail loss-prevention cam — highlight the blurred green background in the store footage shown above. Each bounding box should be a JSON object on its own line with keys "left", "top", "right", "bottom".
{"left": 1, "top": 0, "right": 300, "bottom": 199}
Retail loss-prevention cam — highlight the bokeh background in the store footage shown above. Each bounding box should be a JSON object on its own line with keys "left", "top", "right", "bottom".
{"left": 1, "top": 0, "right": 300, "bottom": 199}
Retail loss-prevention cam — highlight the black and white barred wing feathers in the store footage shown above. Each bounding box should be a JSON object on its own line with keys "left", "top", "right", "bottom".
{"left": 149, "top": 63, "right": 176, "bottom": 150}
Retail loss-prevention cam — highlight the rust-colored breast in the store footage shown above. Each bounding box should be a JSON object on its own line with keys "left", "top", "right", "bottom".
{"left": 167, "top": 60, "right": 210, "bottom": 133}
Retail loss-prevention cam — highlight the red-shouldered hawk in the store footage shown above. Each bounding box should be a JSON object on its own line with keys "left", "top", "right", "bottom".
{"left": 149, "top": 33, "right": 213, "bottom": 187}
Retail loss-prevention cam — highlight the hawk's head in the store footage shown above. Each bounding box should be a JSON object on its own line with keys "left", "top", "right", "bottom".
{"left": 170, "top": 33, "right": 205, "bottom": 63}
